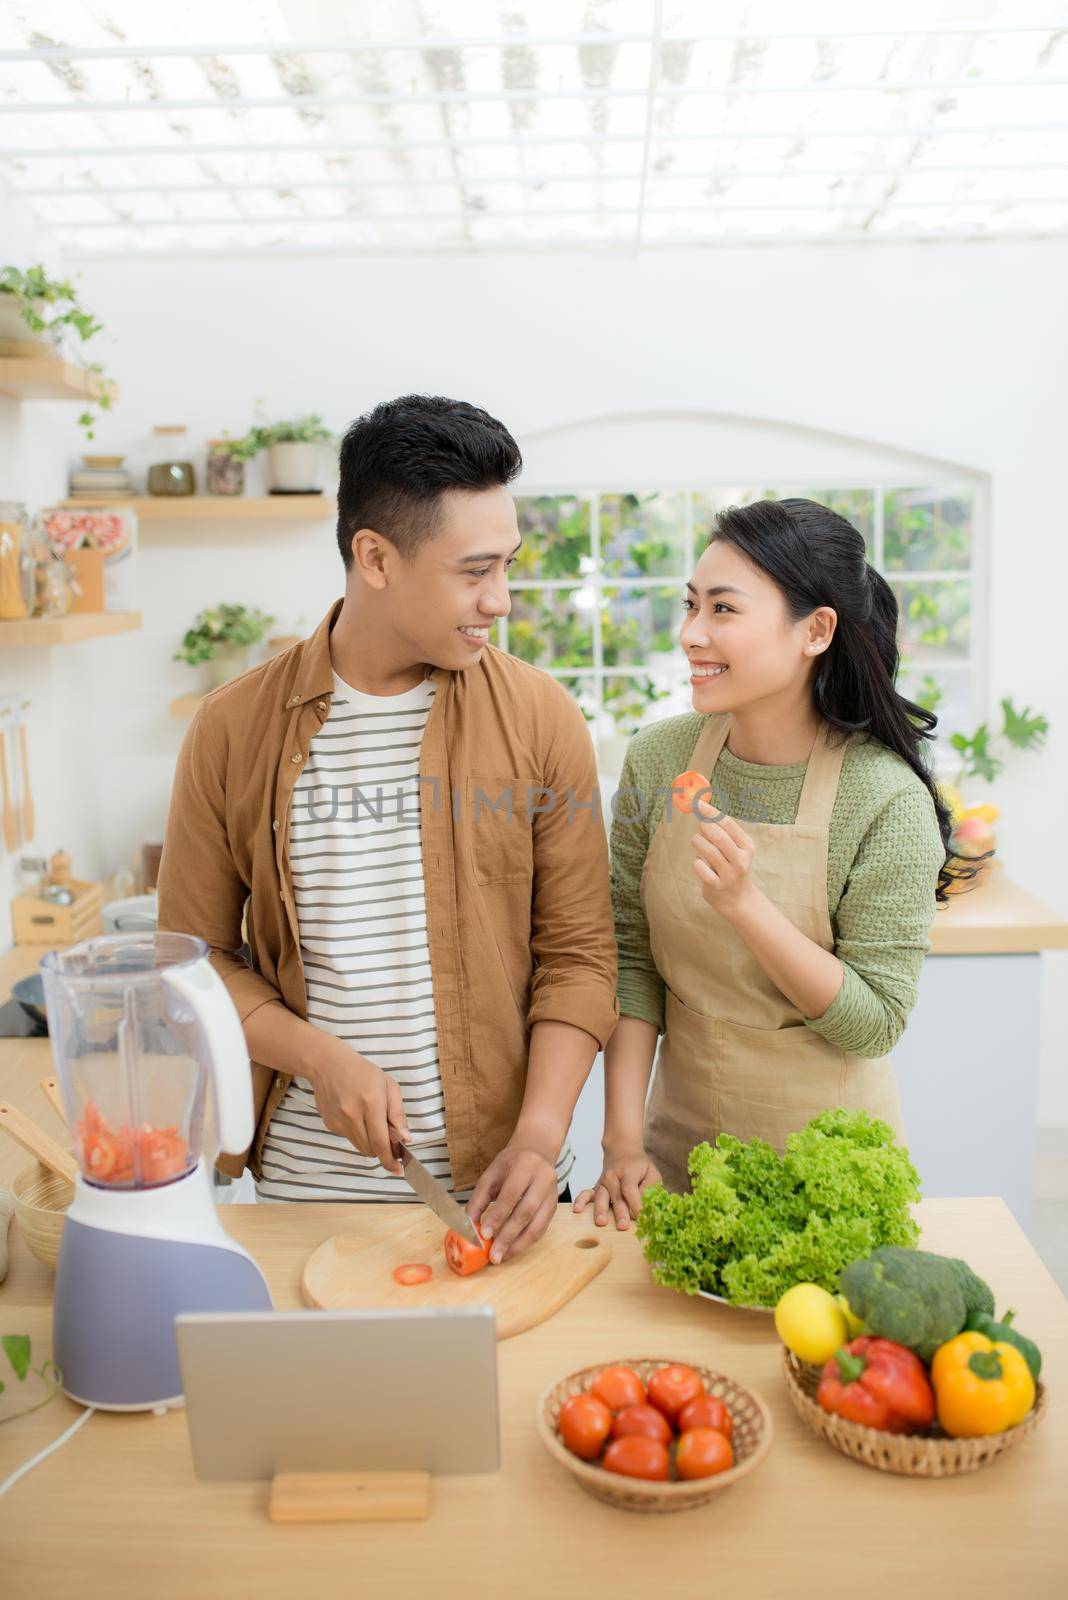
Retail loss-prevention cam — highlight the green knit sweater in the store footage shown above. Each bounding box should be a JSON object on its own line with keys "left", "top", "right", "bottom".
{"left": 612, "top": 714, "right": 945, "bottom": 1058}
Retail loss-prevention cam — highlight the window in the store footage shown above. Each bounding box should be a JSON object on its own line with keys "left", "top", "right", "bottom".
{"left": 501, "top": 482, "right": 983, "bottom": 768}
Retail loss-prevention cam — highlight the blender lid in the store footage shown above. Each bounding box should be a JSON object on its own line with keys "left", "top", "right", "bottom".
{"left": 40, "top": 931, "right": 210, "bottom": 986}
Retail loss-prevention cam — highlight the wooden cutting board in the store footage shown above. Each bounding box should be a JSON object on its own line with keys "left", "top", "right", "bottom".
{"left": 302, "top": 1210, "right": 612, "bottom": 1339}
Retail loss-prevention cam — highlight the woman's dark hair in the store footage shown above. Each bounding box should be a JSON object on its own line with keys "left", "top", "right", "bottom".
{"left": 709, "top": 497, "right": 974, "bottom": 902}
{"left": 336, "top": 393, "right": 522, "bottom": 566}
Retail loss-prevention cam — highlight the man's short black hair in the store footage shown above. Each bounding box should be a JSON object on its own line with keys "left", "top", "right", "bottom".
{"left": 336, "top": 394, "right": 522, "bottom": 567}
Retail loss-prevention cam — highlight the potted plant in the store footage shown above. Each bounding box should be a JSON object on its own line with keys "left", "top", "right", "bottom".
{"left": 224, "top": 411, "right": 334, "bottom": 493}
{"left": 929, "top": 696, "right": 1050, "bottom": 894}
{"left": 0, "top": 263, "right": 113, "bottom": 439}
{"left": 174, "top": 604, "right": 276, "bottom": 689}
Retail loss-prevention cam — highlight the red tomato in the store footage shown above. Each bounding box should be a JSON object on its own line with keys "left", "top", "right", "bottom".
{"left": 670, "top": 769, "right": 713, "bottom": 817}
{"left": 610, "top": 1404, "right": 672, "bottom": 1446}
{"left": 443, "top": 1226, "right": 491, "bottom": 1277}
{"left": 603, "top": 1436, "right": 670, "bottom": 1481}
{"left": 392, "top": 1263, "right": 433, "bottom": 1287}
{"left": 676, "top": 1427, "right": 734, "bottom": 1480}
{"left": 646, "top": 1363, "right": 705, "bottom": 1425}
{"left": 677, "top": 1395, "right": 734, "bottom": 1441}
{"left": 557, "top": 1394, "right": 613, "bottom": 1461}
{"left": 589, "top": 1365, "right": 646, "bottom": 1412}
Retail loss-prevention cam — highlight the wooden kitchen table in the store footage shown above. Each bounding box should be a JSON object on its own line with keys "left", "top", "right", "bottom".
{"left": 0, "top": 1197, "right": 1064, "bottom": 1600}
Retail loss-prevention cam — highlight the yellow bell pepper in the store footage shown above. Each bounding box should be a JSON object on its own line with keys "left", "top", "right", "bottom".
{"left": 930, "top": 1331, "right": 1035, "bottom": 1438}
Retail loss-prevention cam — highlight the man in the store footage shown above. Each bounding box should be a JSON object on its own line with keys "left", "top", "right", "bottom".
{"left": 158, "top": 394, "right": 617, "bottom": 1262}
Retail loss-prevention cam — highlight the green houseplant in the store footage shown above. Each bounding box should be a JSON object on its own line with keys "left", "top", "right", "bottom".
{"left": 0, "top": 263, "right": 114, "bottom": 438}
{"left": 174, "top": 604, "right": 276, "bottom": 689}
{"left": 218, "top": 411, "right": 334, "bottom": 492}
{"left": 928, "top": 697, "right": 1050, "bottom": 894}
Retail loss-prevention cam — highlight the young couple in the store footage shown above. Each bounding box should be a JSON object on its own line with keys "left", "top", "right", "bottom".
{"left": 158, "top": 394, "right": 949, "bottom": 1264}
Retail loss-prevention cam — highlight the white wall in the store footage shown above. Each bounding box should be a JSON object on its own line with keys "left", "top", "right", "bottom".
{"left": 0, "top": 185, "right": 106, "bottom": 942}
{"left": 3, "top": 233, "right": 1066, "bottom": 1119}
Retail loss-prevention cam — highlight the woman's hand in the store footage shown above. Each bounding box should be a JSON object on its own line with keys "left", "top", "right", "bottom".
{"left": 690, "top": 805, "right": 759, "bottom": 918}
{"left": 572, "top": 1146, "right": 663, "bottom": 1229}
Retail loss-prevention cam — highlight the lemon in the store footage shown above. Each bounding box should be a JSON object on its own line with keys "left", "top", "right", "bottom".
{"left": 774, "top": 1283, "right": 849, "bottom": 1365}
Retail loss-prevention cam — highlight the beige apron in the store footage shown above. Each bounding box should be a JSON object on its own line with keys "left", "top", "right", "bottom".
{"left": 640, "top": 713, "right": 904, "bottom": 1194}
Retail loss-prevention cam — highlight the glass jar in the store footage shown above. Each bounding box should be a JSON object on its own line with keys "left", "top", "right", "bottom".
{"left": 0, "top": 500, "right": 30, "bottom": 620}
{"left": 146, "top": 426, "right": 196, "bottom": 496}
{"left": 206, "top": 439, "right": 245, "bottom": 496}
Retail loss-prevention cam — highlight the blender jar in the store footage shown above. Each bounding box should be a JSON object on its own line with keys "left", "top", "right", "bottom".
{"left": 41, "top": 932, "right": 212, "bottom": 1188}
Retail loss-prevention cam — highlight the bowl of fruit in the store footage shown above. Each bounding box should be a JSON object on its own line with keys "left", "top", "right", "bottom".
{"left": 537, "top": 1358, "right": 773, "bottom": 1512}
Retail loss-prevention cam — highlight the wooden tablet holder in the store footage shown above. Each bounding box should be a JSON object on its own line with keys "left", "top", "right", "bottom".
{"left": 269, "top": 1471, "right": 431, "bottom": 1523}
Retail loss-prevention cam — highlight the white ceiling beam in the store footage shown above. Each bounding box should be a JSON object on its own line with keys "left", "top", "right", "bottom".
{"left": 5, "top": 124, "right": 1067, "bottom": 159}
{"left": 56, "top": 231, "right": 1068, "bottom": 261}
{"left": 16, "top": 162, "right": 1066, "bottom": 197}
{"left": 9, "top": 78, "right": 1068, "bottom": 115}
{"left": 1, "top": 22, "right": 1064, "bottom": 62}
{"left": 45, "top": 198, "right": 1068, "bottom": 228}
{"left": 634, "top": 0, "right": 664, "bottom": 249}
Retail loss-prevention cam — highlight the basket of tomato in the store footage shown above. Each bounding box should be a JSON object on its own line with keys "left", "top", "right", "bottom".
{"left": 537, "top": 1358, "right": 773, "bottom": 1513}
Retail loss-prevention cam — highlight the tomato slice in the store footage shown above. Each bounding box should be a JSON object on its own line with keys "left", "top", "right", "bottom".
{"left": 443, "top": 1225, "right": 491, "bottom": 1277}
{"left": 393, "top": 1263, "right": 433, "bottom": 1287}
{"left": 670, "top": 769, "right": 714, "bottom": 817}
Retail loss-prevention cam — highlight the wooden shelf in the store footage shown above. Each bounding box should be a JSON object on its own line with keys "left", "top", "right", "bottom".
{"left": 170, "top": 692, "right": 206, "bottom": 719}
{"left": 0, "top": 611, "right": 140, "bottom": 646}
{"left": 59, "top": 495, "right": 336, "bottom": 522}
{"left": 0, "top": 355, "right": 117, "bottom": 404}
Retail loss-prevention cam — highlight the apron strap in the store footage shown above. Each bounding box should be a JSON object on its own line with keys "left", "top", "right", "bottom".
{"left": 795, "top": 722, "right": 850, "bottom": 827}
{"left": 685, "top": 714, "right": 847, "bottom": 828}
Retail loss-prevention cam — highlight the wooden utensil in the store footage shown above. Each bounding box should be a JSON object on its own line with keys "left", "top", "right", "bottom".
{"left": 0, "top": 731, "right": 17, "bottom": 852}
{"left": 39, "top": 1076, "right": 67, "bottom": 1127}
{"left": 18, "top": 722, "right": 34, "bottom": 843}
{"left": 302, "top": 1210, "right": 612, "bottom": 1338}
{"left": 0, "top": 1101, "right": 79, "bottom": 1184}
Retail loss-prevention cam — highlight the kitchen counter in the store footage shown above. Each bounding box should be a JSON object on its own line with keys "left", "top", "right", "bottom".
{"left": 928, "top": 867, "right": 1068, "bottom": 955}
{"left": 0, "top": 1198, "right": 1065, "bottom": 1599}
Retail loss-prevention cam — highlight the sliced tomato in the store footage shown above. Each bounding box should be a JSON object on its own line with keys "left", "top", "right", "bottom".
{"left": 670, "top": 769, "right": 713, "bottom": 817}
{"left": 137, "top": 1127, "right": 190, "bottom": 1184}
{"left": 393, "top": 1263, "right": 433, "bottom": 1287}
{"left": 82, "top": 1131, "right": 118, "bottom": 1181}
{"left": 443, "top": 1225, "right": 491, "bottom": 1277}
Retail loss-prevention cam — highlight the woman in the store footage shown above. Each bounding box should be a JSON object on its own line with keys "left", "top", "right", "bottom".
{"left": 575, "top": 497, "right": 955, "bottom": 1228}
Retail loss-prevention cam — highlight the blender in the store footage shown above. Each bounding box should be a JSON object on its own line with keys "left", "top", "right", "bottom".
{"left": 41, "top": 932, "right": 273, "bottom": 1411}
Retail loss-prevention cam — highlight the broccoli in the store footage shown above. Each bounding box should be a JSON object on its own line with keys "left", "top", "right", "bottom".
{"left": 944, "top": 1255, "right": 995, "bottom": 1321}
{"left": 839, "top": 1246, "right": 969, "bottom": 1361}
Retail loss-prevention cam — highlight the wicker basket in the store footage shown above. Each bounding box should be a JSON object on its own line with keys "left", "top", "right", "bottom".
{"left": 782, "top": 1346, "right": 1047, "bottom": 1476}
{"left": 11, "top": 1160, "right": 72, "bottom": 1269}
{"left": 537, "top": 1358, "right": 773, "bottom": 1513}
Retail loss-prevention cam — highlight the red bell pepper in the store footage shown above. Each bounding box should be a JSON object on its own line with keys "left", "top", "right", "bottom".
{"left": 817, "top": 1336, "right": 935, "bottom": 1434}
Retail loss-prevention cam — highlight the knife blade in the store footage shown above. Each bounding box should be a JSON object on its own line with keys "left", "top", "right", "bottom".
{"left": 395, "top": 1138, "right": 483, "bottom": 1248}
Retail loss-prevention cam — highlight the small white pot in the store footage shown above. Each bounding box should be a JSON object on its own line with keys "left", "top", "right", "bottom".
{"left": 0, "top": 295, "right": 54, "bottom": 351}
{"left": 266, "top": 441, "right": 324, "bottom": 492}
{"left": 206, "top": 642, "right": 252, "bottom": 688}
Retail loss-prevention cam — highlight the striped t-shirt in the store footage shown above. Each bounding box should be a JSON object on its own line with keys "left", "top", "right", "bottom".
{"left": 256, "top": 670, "right": 574, "bottom": 1202}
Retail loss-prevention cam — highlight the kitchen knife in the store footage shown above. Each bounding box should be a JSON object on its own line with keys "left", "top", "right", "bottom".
{"left": 395, "top": 1138, "right": 483, "bottom": 1248}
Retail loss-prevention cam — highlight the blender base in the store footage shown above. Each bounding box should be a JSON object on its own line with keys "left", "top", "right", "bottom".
{"left": 53, "top": 1160, "right": 273, "bottom": 1412}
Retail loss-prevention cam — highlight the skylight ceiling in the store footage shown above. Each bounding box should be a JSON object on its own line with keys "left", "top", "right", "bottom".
{"left": 1, "top": 0, "right": 1066, "bottom": 255}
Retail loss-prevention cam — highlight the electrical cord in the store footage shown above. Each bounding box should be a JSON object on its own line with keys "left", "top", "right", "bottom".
{"left": 0, "top": 1404, "right": 95, "bottom": 1497}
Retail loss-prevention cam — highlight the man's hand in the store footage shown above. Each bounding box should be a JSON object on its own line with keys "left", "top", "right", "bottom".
{"left": 572, "top": 1145, "right": 662, "bottom": 1229}
{"left": 467, "top": 1141, "right": 560, "bottom": 1264}
{"left": 304, "top": 1039, "right": 410, "bottom": 1174}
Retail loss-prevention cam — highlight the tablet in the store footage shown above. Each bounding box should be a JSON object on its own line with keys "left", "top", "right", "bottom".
{"left": 175, "top": 1305, "right": 499, "bottom": 1481}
